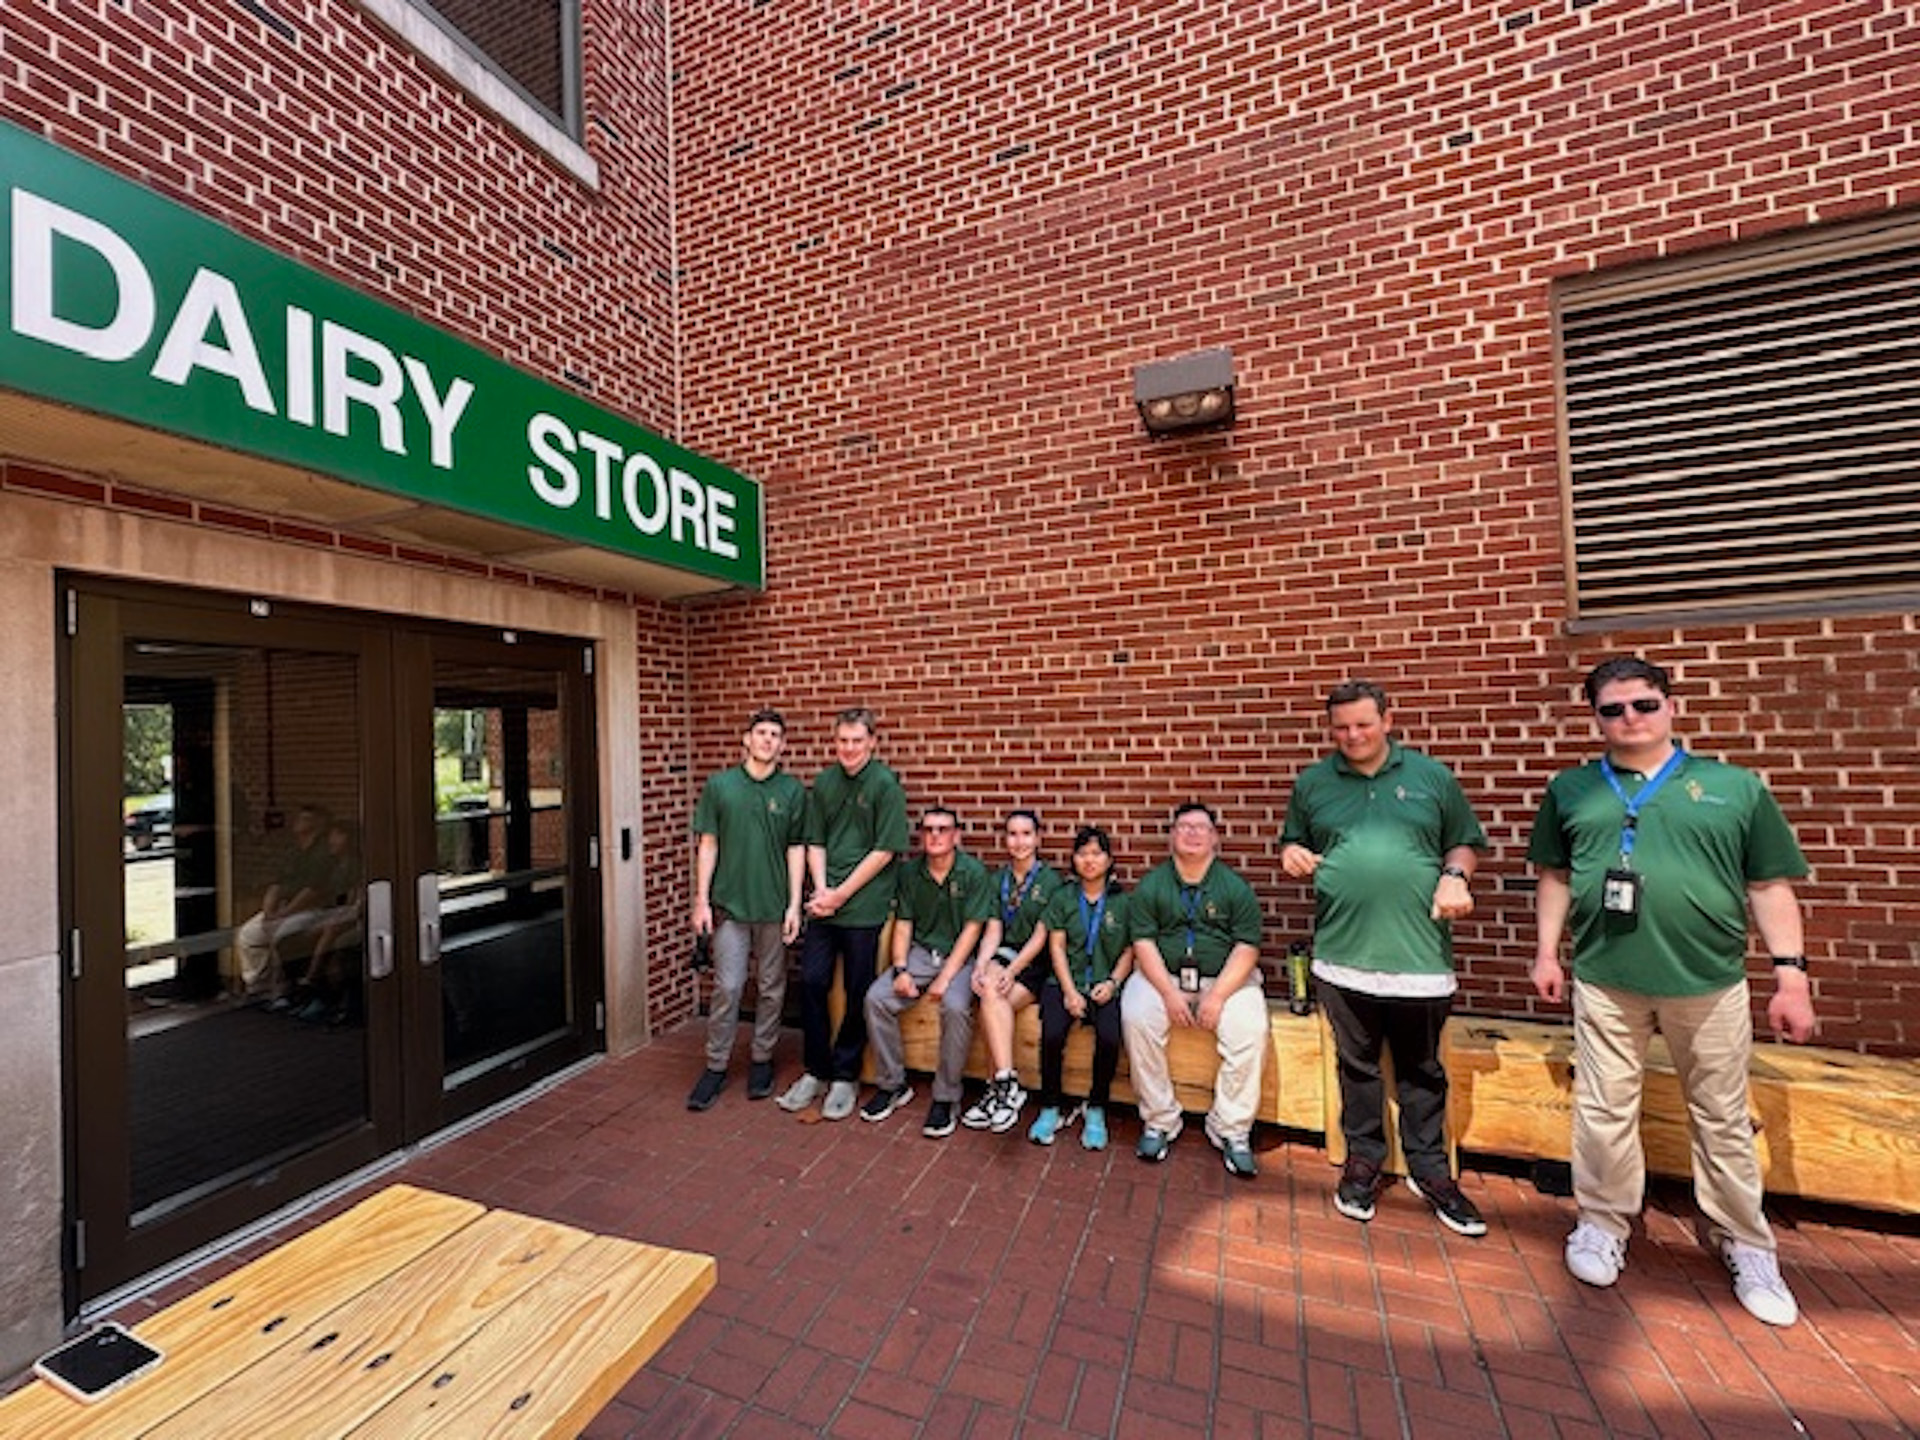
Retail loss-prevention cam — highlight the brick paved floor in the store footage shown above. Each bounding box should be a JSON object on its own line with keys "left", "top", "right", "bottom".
{"left": 130, "top": 1020, "right": 1920, "bottom": 1437}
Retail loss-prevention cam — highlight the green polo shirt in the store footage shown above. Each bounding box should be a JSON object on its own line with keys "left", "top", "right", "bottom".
{"left": 692, "top": 763, "right": 806, "bottom": 923}
{"left": 990, "top": 862, "right": 1063, "bottom": 951}
{"left": 280, "top": 837, "right": 336, "bottom": 905}
{"left": 1526, "top": 751, "right": 1807, "bottom": 996}
{"left": 1042, "top": 882, "right": 1132, "bottom": 989}
{"left": 1129, "top": 857, "right": 1262, "bottom": 978}
{"left": 895, "top": 849, "right": 995, "bottom": 956}
{"left": 1280, "top": 742, "right": 1487, "bottom": 978}
{"left": 805, "top": 758, "right": 910, "bottom": 928}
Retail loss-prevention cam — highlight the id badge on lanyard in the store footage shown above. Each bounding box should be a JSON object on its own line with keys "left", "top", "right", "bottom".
{"left": 1599, "top": 749, "right": 1684, "bottom": 920}
{"left": 1178, "top": 883, "right": 1202, "bottom": 992}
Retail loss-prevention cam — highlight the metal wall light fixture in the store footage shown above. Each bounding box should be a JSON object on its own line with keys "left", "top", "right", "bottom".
{"left": 1133, "top": 346, "right": 1236, "bottom": 436}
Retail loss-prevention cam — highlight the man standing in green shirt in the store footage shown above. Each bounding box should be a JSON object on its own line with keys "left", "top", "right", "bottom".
{"left": 1121, "top": 803, "right": 1266, "bottom": 1176}
{"left": 777, "top": 707, "right": 911, "bottom": 1120}
{"left": 1529, "top": 657, "right": 1816, "bottom": 1327}
{"left": 861, "top": 806, "right": 995, "bottom": 1137}
{"left": 1281, "top": 680, "right": 1488, "bottom": 1236}
{"left": 686, "top": 709, "right": 807, "bottom": 1110}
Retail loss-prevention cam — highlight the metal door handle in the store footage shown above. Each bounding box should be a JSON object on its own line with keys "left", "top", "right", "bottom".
{"left": 417, "top": 873, "right": 442, "bottom": 966}
{"left": 366, "top": 880, "right": 394, "bottom": 980}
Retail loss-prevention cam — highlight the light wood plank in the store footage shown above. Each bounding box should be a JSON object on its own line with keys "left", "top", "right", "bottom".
{"left": 0, "top": 1185, "right": 485, "bottom": 1440}
{"left": 142, "top": 1209, "right": 593, "bottom": 1440}
{"left": 350, "top": 1237, "right": 716, "bottom": 1439}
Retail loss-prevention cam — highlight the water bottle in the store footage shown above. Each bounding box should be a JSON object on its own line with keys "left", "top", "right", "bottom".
{"left": 1287, "top": 940, "right": 1313, "bottom": 1016}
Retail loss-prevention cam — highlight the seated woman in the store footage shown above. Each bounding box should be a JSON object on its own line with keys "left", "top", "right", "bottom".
{"left": 961, "top": 810, "right": 1062, "bottom": 1134}
{"left": 1028, "top": 825, "right": 1133, "bottom": 1149}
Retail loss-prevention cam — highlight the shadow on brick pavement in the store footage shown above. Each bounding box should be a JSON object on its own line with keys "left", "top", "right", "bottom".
{"left": 115, "top": 1018, "right": 1920, "bottom": 1438}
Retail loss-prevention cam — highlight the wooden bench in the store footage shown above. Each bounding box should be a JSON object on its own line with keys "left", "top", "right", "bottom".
{"left": 0, "top": 1184, "right": 715, "bottom": 1438}
{"left": 830, "top": 959, "right": 1325, "bottom": 1130}
{"left": 1445, "top": 1018, "right": 1920, "bottom": 1214}
{"left": 820, "top": 934, "right": 1920, "bottom": 1210}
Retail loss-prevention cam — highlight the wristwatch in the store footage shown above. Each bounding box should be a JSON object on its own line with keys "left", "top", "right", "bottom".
{"left": 1441, "top": 865, "right": 1468, "bottom": 880}
{"left": 891, "top": 965, "right": 909, "bottom": 979}
{"left": 1771, "top": 954, "right": 1808, "bottom": 971}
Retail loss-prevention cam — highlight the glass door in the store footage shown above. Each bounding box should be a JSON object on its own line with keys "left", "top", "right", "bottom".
{"left": 63, "top": 583, "right": 601, "bottom": 1305}
{"left": 404, "top": 632, "right": 601, "bottom": 1128}
{"left": 66, "top": 589, "right": 401, "bottom": 1298}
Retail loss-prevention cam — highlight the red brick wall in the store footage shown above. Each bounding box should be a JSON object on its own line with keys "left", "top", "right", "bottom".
{"left": 666, "top": 1, "right": 1920, "bottom": 1054}
{"left": 6, "top": 1, "right": 1918, "bottom": 1054}
{"left": 0, "top": 0, "right": 697, "bottom": 1022}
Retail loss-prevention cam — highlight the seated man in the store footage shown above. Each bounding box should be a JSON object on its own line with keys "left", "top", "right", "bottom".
{"left": 861, "top": 807, "right": 994, "bottom": 1138}
{"left": 1121, "top": 803, "right": 1266, "bottom": 1177}
{"left": 235, "top": 804, "right": 333, "bottom": 1002}
{"left": 289, "top": 816, "right": 365, "bottom": 1024}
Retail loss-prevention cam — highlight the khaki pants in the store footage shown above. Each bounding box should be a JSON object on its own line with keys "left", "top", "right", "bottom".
{"left": 1120, "top": 973, "right": 1267, "bottom": 1144}
{"left": 1571, "top": 977, "right": 1772, "bottom": 1251}
{"left": 704, "top": 917, "right": 788, "bottom": 1070}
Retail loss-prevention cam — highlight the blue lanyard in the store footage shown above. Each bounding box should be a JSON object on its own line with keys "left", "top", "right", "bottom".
{"left": 1599, "top": 747, "right": 1686, "bottom": 864}
{"left": 1077, "top": 886, "right": 1108, "bottom": 986}
{"left": 1000, "top": 866, "right": 1038, "bottom": 926}
{"left": 1178, "top": 883, "right": 1203, "bottom": 959}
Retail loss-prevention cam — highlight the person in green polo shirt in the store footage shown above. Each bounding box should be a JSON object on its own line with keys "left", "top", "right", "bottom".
{"left": 685, "top": 708, "right": 807, "bottom": 1111}
{"left": 1280, "top": 680, "right": 1488, "bottom": 1236}
{"left": 778, "top": 707, "right": 911, "bottom": 1120}
{"left": 961, "top": 809, "right": 1064, "bottom": 1136}
{"left": 1529, "top": 657, "right": 1816, "bottom": 1328}
{"left": 1027, "top": 823, "right": 1134, "bottom": 1150}
{"left": 862, "top": 806, "right": 996, "bottom": 1138}
{"left": 1121, "top": 803, "right": 1265, "bottom": 1176}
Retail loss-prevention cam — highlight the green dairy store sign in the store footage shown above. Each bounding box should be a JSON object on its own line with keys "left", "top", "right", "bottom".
{"left": 0, "top": 119, "right": 762, "bottom": 589}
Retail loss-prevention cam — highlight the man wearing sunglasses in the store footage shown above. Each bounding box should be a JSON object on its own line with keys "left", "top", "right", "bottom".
{"left": 861, "top": 806, "right": 995, "bottom": 1138}
{"left": 1528, "top": 657, "right": 1816, "bottom": 1327}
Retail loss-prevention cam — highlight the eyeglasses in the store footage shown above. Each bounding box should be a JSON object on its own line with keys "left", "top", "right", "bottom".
{"left": 1595, "top": 697, "right": 1664, "bottom": 720}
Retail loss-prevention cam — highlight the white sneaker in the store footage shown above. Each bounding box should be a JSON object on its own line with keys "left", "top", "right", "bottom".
{"left": 1721, "top": 1241, "right": 1799, "bottom": 1327}
{"left": 1565, "top": 1222, "right": 1626, "bottom": 1287}
{"left": 960, "top": 1078, "right": 1003, "bottom": 1130}
{"left": 775, "top": 1074, "right": 824, "bottom": 1112}
{"left": 822, "top": 1079, "right": 859, "bottom": 1121}
{"left": 988, "top": 1077, "right": 1027, "bottom": 1134}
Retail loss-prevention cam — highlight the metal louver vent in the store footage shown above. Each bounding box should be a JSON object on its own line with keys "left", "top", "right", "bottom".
{"left": 1556, "top": 214, "right": 1920, "bottom": 621}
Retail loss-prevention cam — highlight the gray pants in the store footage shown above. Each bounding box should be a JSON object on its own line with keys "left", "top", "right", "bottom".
{"left": 705, "top": 916, "right": 788, "bottom": 1069}
{"left": 864, "top": 942, "right": 975, "bottom": 1102}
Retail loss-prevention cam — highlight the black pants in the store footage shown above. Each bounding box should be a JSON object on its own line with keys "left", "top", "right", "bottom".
{"left": 797, "top": 921, "right": 882, "bottom": 1082}
{"left": 1319, "top": 979, "right": 1453, "bottom": 1180}
{"left": 1036, "top": 984, "right": 1122, "bottom": 1109}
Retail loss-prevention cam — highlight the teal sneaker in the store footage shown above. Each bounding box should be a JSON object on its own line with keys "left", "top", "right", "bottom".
{"left": 1081, "top": 1105, "right": 1108, "bottom": 1151}
{"left": 1028, "top": 1106, "right": 1062, "bottom": 1146}
{"left": 1137, "top": 1127, "right": 1175, "bottom": 1162}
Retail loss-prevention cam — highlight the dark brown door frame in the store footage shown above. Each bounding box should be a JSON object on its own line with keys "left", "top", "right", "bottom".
{"left": 58, "top": 578, "right": 602, "bottom": 1309}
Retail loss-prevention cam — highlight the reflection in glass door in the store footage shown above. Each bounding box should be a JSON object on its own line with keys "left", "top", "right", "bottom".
{"left": 122, "top": 645, "right": 374, "bottom": 1223}
{"left": 65, "top": 584, "right": 602, "bottom": 1305}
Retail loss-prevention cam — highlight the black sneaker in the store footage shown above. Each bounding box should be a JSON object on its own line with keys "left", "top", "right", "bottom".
{"left": 860, "top": 1084, "right": 914, "bottom": 1122}
{"left": 1406, "top": 1173, "right": 1488, "bottom": 1237}
{"left": 922, "top": 1100, "right": 957, "bottom": 1138}
{"left": 686, "top": 1068, "right": 727, "bottom": 1111}
{"left": 1333, "top": 1157, "right": 1382, "bottom": 1221}
{"left": 747, "top": 1060, "right": 776, "bottom": 1100}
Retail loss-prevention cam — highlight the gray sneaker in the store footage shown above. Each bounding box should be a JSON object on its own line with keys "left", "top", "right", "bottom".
{"left": 775, "top": 1073, "right": 825, "bottom": 1112}
{"left": 822, "top": 1079, "right": 859, "bottom": 1121}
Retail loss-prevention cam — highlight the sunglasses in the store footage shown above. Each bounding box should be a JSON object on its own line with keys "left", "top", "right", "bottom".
{"left": 1595, "top": 697, "right": 1664, "bottom": 719}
